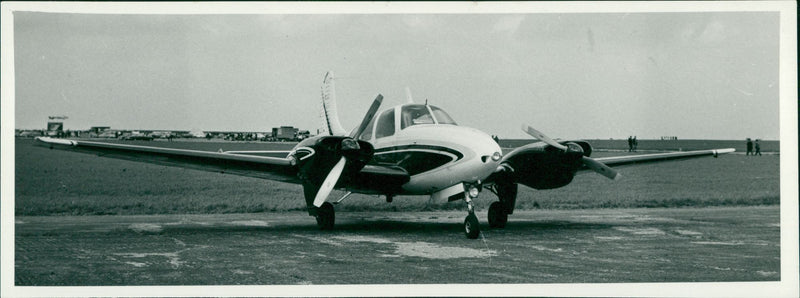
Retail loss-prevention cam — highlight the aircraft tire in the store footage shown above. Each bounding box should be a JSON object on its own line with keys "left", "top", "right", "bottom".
{"left": 464, "top": 213, "right": 480, "bottom": 239}
{"left": 488, "top": 201, "right": 508, "bottom": 228}
{"left": 316, "top": 202, "right": 335, "bottom": 230}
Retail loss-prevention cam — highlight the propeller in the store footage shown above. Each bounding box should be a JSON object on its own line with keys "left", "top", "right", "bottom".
{"left": 521, "top": 125, "right": 567, "bottom": 151}
{"left": 311, "top": 94, "right": 383, "bottom": 207}
{"left": 312, "top": 156, "right": 347, "bottom": 207}
{"left": 522, "top": 125, "right": 620, "bottom": 180}
{"left": 581, "top": 155, "right": 619, "bottom": 180}
{"left": 349, "top": 94, "right": 384, "bottom": 139}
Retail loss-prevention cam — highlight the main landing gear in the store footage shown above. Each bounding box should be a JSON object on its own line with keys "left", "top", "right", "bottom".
{"left": 486, "top": 180, "right": 516, "bottom": 229}
{"left": 315, "top": 202, "right": 335, "bottom": 230}
{"left": 488, "top": 202, "right": 508, "bottom": 228}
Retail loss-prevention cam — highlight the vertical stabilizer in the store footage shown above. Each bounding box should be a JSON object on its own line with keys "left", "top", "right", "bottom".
{"left": 405, "top": 87, "right": 414, "bottom": 104}
{"left": 319, "top": 71, "right": 348, "bottom": 136}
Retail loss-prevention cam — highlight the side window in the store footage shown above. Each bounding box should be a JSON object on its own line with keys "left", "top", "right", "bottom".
{"left": 374, "top": 109, "right": 395, "bottom": 139}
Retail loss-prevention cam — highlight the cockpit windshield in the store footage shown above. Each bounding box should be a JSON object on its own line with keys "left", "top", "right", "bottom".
{"left": 430, "top": 106, "right": 457, "bottom": 125}
{"left": 401, "top": 105, "right": 433, "bottom": 129}
{"left": 401, "top": 104, "right": 458, "bottom": 129}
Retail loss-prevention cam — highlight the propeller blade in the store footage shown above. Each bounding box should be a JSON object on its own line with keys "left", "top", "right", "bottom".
{"left": 349, "top": 94, "right": 384, "bottom": 139}
{"left": 582, "top": 156, "right": 620, "bottom": 180}
{"left": 312, "top": 157, "right": 347, "bottom": 207}
{"left": 521, "top": 125, "right": 568, "bottom": 151}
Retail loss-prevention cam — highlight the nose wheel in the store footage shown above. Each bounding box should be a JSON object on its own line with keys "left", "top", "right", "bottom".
{"left": 464, "top": 212, "right": 480, "bottom": 239}
{"left": 462, "top": 183, "right": 482, "bottom": 239}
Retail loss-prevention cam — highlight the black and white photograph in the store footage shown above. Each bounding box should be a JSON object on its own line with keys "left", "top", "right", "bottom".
{"left": 2, "top": 2, "right": 797, "bottom": 297}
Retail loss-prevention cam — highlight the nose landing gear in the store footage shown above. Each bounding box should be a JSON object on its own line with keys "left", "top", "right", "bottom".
{"left": 463, "top": 183, "right": 481, "bottom": 239}
{"left": 464, "top": 212, "right": 480, "bottom": 239}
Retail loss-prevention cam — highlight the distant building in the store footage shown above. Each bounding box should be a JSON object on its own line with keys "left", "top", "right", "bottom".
{"left": 272, "top": 126, "right": 299, "bottom": 141}
{"left": 90, "top": 126, "right": 111, "bottom": 134}
{"left": 46, "top": 122, "right": 63, "bottom": 136}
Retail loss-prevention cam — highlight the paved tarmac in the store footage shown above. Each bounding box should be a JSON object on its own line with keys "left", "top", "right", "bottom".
{"left": 15, "top": 206, "right": 779, "bottom": 287}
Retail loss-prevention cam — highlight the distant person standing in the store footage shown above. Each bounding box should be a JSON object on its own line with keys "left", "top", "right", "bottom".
{"left": 746, "top": 138, "right": 753, "bottom": 156}
{"left": 632, "top": 136, "right": 638, "bottom": 152}
{"left": 627, "top": 136, "right": 633, "bottom": 152}
{"left": 755, "top": 139, "right": 762, "bottom": 156}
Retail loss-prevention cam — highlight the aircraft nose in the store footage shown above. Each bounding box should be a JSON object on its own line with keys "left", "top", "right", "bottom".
{"left": 466, "top": 129, "right": 503, "bottom": 164}
{"left": 481, "top": 151, "right": 503, "bottom": 163}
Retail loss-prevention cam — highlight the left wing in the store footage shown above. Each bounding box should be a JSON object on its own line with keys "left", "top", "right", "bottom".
{"left": 34, "top": 137, "right": 411, "bottom": 193}
{"left": 35, "top": 137, "right": 301, "bottom": 183}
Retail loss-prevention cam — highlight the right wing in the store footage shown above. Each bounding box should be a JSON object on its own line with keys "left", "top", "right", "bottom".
{"left": 488, "top": 140, "right": 734, "bottom": 190}
{"left": 35, "top": 137, "right": 301, "bottom": 183}
{"left": 591, "top": 148, "right": 736, "bottom": 168}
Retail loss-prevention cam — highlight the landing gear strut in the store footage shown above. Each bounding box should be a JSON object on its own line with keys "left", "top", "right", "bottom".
{"left": 463, "top": 183, "right": 481, "bottom": 239}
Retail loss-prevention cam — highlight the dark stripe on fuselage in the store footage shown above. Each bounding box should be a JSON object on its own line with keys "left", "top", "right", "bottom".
{"left": 372, "top": 145, "right": 464, "bottom": 176}
{"left": 374, "top": 145, "right": 464, "bottom": 160}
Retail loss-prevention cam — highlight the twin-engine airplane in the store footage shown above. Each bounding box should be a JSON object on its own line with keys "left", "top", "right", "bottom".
{"left": 36, "top": 72, "right": 735, "bottom": 239}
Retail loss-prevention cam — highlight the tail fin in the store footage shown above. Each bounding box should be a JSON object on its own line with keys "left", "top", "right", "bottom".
{"left": 404, "top": 87, "right": 414, "bottom": 104}
{"left": 319, "top": 71, "right": 347, "bottom": 136}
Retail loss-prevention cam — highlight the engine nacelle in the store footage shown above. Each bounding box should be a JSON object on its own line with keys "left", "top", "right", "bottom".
{"left": 506, "top": 141, "right": 588, "bottom": 190}
{"left": 293, "top": 136, "right": 374, "bottom": 211}
{"left": 294, "top": 136, "right": 374, "bottom": 183}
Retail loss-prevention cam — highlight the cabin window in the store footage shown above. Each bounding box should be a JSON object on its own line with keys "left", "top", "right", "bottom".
{"left": 430, "top": 106, "right": 457, "bottom": 125}
{"left": 374, "top": 109, "right": 395, "bottom": 139}
{"left": 401, "top": 105, "right": 434, "bottom": 129}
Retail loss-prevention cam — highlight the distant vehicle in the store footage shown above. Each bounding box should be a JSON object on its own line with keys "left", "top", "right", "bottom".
{"left": 96, "top": 130, "right": 119, "bottom": 138}
{"left": 16, "top": 130, "right": 42, "bottom": 138}
{"left": 187, "top": 129, "right": 207, "bottom": 138}
{"left": 149, "top": 131, "right": 172, "bottom": 139}
{"left": 297, "top": 130, "right": 311, "bottom": 140}
{"left": 36, "top": 71, "right": 735, "bottom": 239}
{"left": 119, "top": 132, "right": 154, "bottom": 141}
{"left": 272, "top": 126, "right": 298, "bottom": 142}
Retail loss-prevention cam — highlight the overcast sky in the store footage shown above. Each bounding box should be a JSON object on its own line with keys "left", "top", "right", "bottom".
{"left": 11, "top": 6, "right": 783, "bottom": 140}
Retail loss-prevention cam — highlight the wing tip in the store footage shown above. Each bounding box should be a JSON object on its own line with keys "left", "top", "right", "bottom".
{"left": 36, "top": 137, "right": 77, "bottom": 146}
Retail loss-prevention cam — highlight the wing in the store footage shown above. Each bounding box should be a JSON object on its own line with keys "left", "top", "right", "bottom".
{"left": 590, "top": 148, "right": 735, "bottom": 168}
{"left": 34, "top": 137, "right": 411, "bottom": 192}
{"left": 489, "top": 140, "right": 734, "bottom": 190}
{"left": 36, "top": 137, "right": 300, "bottom": 183}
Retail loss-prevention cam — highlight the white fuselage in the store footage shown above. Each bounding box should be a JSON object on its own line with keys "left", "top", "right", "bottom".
{"left": 360, "top": 104, "right": 503, "bottom": 195}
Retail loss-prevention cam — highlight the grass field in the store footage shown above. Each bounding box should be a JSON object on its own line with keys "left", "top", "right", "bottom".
{"left": 14, "top": 138, "right": 780, "bottom": 216}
